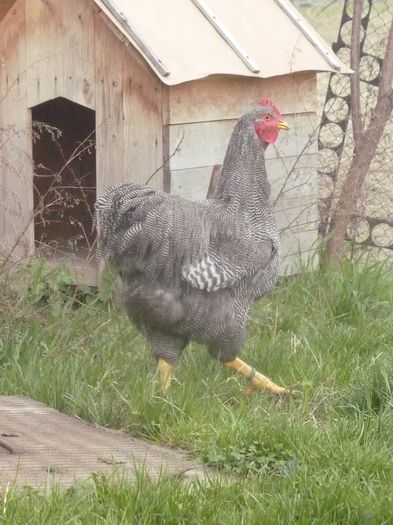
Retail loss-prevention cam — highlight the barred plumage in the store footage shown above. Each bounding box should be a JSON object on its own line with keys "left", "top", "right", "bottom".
{"left": 95, "top": 103, "right": 284, "bottom": 370}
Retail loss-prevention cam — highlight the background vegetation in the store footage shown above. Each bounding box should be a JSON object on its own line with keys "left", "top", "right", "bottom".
{"left": 1, "top": 256, "right": 393, "bottom": 524}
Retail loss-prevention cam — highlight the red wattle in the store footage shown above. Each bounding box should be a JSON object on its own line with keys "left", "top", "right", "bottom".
{"left": 255, "top": 126, "right": 279, "bottom": 145}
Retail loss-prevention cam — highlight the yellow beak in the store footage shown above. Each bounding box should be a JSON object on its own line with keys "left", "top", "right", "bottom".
{"left": 277, "top": 120, "right": 289, "bottom": 131}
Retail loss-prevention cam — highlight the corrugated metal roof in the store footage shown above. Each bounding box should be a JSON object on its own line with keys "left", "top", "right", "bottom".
{"left": 95, "top": 0, "right": 350, "bottom": 85}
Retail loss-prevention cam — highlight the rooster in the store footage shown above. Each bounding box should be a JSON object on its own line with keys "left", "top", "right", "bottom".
{"left": 95, "top": 99, "right": 289, "bottom": 395}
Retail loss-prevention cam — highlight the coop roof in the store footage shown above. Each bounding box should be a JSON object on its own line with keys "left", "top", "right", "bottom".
{"left": 95, "top": 0, "right": 350, "bottom": 85}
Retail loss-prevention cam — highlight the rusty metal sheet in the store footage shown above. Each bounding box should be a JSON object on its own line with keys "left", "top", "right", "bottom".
{"left": 0, "top": 396, "right": 209, "bottom": 488}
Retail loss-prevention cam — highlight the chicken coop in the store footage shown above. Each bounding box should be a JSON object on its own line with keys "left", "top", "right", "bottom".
{"left": 0, "top": 0, "right": 348, "bottom": 284}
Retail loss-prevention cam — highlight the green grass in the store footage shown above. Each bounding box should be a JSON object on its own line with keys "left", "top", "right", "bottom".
{"left": 1, "top": 257, "right": 393, "bottom": 524}
{"left": 298, "top": 2, "right": 343, "bottom": 46}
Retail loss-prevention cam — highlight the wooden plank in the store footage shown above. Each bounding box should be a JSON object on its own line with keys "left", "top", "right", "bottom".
{"left": 0, "top": 0, "right": 34, "bottom": 257}
{"left": 276, "top": 192, "right": 319, "bottom": 273}
{"left": 169, "top": 72, "right": 317, "bottom": 124}
{"left": 279, "top": 194, "right": 319, "bottom": 274}
{"left": 169, "top": 120, "right": 234, "bottom": 171}
{"left": 26, "top": 0, "right": 95, "bottom": 109}
{"left": 171, "top": 166, "right": 213, "bottom": 201}
{"left": 171, "top": 153, "right": 318, "bottom": 201}
{"left": 268, "top": 153, "right": 318, "bottom": 200}
{"left": 0, "top": 395, "right": 215, "bottom": 488}
{"left": 162, "top": 84, "right": 171, "bottom": 192}
{"left": 123, "top": 44, "right": 164, "bottom": 189}
{"left": 46, "top": 257, "right": 99, "bottom": 287}
{"left": 95, "top": 11, "right": 124, "bottom": 196}
{"left": 169, "top": 113, "right": 318, "bottom": 171}
{"left": 275, "top": 195, "right": 318, "bottom": 234}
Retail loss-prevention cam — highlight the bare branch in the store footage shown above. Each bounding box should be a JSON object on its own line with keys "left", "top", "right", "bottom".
{"left": 273, "top": 125, "right": 319, "bottom": 206}
{"left": 377, "top": 18, "right": 393, "bottom": 105}
{"left": 350, "top": 0, "right": 364, "bottom": 145}
{"left": 0, "top": 127, "right": 98, "bottom": 273}
{"left": 324, "top": 10, "right": 393, "bottom": 268}
{"left": 145, "top": 132, "right": 185, "bottom": 186}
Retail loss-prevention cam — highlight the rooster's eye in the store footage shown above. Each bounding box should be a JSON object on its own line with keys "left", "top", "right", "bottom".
{"left": 264, "top": 115, "right": 271, "bottom": 121}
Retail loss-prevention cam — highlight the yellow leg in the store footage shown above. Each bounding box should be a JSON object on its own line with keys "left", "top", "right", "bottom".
{"left": 158, "top": 358, "right": 174, "bottom": 392}
{"left": 224, "top": 358, "right": 289, "bottom": 395}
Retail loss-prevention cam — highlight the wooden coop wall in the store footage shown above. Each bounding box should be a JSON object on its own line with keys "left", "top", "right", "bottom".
{"left": 0, "top": 0, "right": 31, "bottom": 257}
{"left": 0, "top": 0, "right": 164, "bottom": 268}
{"left": 1, "top": 0, "right": 319, "bottom": 277}
{"left": 96, "top": 13, "right": 165, "bottom": 193}
{"left": 168, "top": 73, "right": 318, "bottom": 273}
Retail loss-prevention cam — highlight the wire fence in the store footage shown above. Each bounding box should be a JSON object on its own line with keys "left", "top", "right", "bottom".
{"left": 318, "top": 0, "right": 393, "bottom": 257}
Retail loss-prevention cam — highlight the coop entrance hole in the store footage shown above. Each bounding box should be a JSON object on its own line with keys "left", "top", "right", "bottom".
{"left": 32, "top": 97, "right": 96, "bottom": 258}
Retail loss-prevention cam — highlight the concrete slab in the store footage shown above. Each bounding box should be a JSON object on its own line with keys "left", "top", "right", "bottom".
{"left": 0, "top": 396, "right": 211, "bottom": 488}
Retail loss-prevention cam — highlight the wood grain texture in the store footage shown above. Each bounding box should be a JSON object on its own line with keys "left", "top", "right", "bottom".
{"left": 95, "top": 11, "right": 124, "bottom": 196}
{"left": 276, "top": 195, "right": 318, "bottom": 233}
{"left": 171, "top": 153, "right": 318, "bottom": 202}
{"left": 26, "top": 0, "right": 95, "bottom": 109}
{"left": 0, "top": 395, "right": 208, "bottom": 487}
{"left": 171, "top": 166, "right": 213, "bottom": 201}
{"left": 268, "top": 153, "right": 318, "bottom": 200}
{"left": 0, "top": 0, "right": 33, "bottom": 257}
{"left": 169, "top": 113, "right": 318, "bottom": 171}
{"left": 122, "top": 43, "right": 164, "bottom": 189}
{"left": 169, "top": 72, "right": 317, "bottom": 124}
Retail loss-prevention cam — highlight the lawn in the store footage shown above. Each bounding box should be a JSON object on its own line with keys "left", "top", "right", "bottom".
{"left": 1, "top": 257, "right": 393, "bottom": 524}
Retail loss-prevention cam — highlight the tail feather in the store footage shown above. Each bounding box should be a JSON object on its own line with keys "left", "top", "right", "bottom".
{"left": 95, "top": 183, "right": 161, "bottom": 260}
{"left": 95, "top": 182, "right": 208, "bottom": 287}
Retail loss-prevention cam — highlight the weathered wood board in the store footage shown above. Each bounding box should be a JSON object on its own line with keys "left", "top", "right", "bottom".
{"left": 169, "top": 113, "right": 317, "bottom": 171}
{"left": 26, "top": 0, "right": 96, "bottom": 109}
{"left": 0, "top": 396, "right": 214, "bottom": 488}
{"left": 95, "top": 11, "right": 124, "bottom": 196}
{"left": 169, "top": 73, "right": 317, "bottom": 124}
{"left": 0, "top": 0, "right": 32, "bottom": 257}
{"left": 171, "top": 154, "right": 318, "bottom": 201}
{"left": 122, "top": 40, "right": 165, "bottom": 189}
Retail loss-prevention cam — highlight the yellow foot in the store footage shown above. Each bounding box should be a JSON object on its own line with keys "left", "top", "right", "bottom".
{"left": 224, "top": 358, "right": 290, "bottom": 396}
{"left": 244, "top": 375, "right": 289, "bottom": 396}
{"left": 158, "top": 358, "right": 174, "bottom": 392}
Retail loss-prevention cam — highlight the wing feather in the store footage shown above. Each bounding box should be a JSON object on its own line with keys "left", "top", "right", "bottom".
{"left": 96, "top": 183, "right": 276, "bottom": 292}
{"left": 181, "top": 235, "right": 275, "bottom": 292}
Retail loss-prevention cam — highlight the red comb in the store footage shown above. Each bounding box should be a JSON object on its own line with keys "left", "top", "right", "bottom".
{"left": 259, "top": 98, "right": 282, "bottom": 116}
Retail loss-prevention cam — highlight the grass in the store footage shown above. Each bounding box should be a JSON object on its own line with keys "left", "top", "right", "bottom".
{"left": 298, "top": 1, "right": 343, "bottom": 45}
{"left": 1, "top": 257, "right": 393, "bottom": 524}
